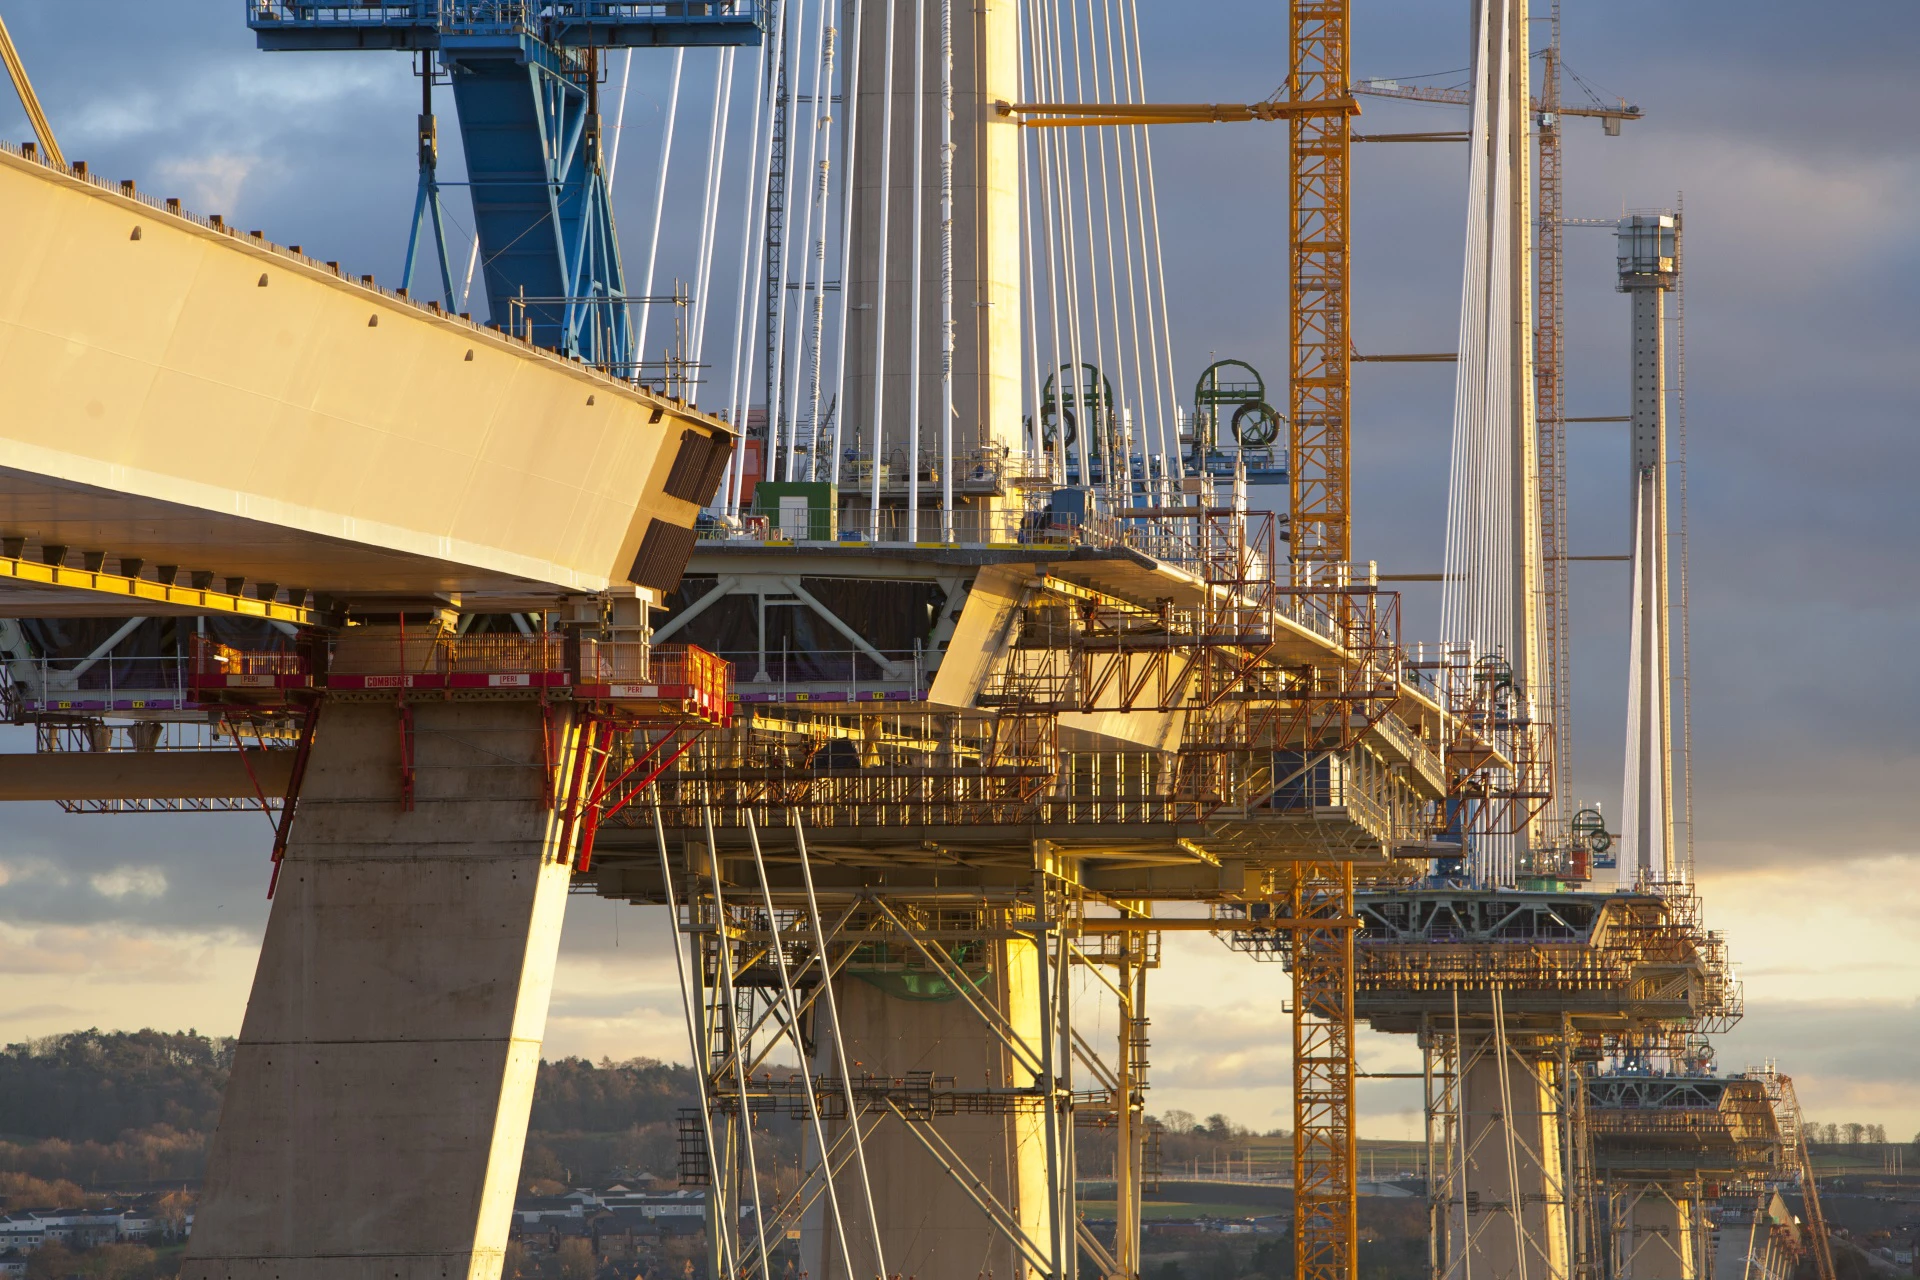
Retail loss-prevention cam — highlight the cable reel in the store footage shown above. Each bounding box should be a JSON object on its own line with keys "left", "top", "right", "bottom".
{"left": 1039, "top": 362, "right": 1116, "bottom": 460}
{"left": 1193, "top": 358, "right": 1285, "bottom": 458}
{"left": 1570, "top": 806, "right": 1612, "bottom": 857}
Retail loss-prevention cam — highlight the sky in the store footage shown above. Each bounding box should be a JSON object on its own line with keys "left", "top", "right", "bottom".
{"left": 1, "top": 0, "right": 1916, "bottom": 1143}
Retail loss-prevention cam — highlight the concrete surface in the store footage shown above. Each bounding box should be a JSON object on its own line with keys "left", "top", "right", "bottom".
{"left": 182, "top": 698, "right": 585, "bottom": 1280}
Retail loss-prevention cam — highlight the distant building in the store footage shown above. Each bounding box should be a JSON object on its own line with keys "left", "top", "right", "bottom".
{"left": 0, "top": 1219, "right": 45, "bottom": 1254}
{"left": 0, "top": 1209, "right": 163, "bottom": 1249}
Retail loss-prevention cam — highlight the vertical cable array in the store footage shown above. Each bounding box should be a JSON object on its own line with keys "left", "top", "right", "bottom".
{"left": 825, "top": 0, "right": 865, "bottom": 496}
{"left": 633, "top": 49, "right": 685, "bottom": 379}
{"left": 776, "top": 0, "right": 832, "bottom": 482}
{"left": 652, "top": 0, "right": 1187, "bottom": 536}
{"left": 1440, "top": 0, "right": 1537, "bottom": 886}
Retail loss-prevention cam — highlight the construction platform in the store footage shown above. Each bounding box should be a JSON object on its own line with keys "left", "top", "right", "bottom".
{"left": 1587, "top": 1072, "right": 1787, "bottom": 1183}
{"left": 1349, "top": 886, "right": 1742, "bottom": 1039}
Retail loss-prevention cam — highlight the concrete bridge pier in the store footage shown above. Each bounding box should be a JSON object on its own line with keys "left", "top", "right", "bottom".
{"left": 804, "top": 933, "right": 1052, "bottom": 1280}
{"left": 1447, "top": 1040, "right": 1570, "bottom": 1280}
{"left": 183, "top": 691, "right": 590, "bottom": 1280}
{"left": 1613, "top": 1189, "right": 1698, "bottom": 1280}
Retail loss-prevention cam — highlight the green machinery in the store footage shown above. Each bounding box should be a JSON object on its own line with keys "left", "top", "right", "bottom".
{"left": 1038, "top": 362, "right": 1119, "bottom": 483}
{"left": 1192, "top": 359, "right": 1285, "bottom": 479}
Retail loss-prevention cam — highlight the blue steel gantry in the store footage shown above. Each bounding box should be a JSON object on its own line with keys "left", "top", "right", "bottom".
{"left": 247, "top": 1, "right": 765, "bottom": 369}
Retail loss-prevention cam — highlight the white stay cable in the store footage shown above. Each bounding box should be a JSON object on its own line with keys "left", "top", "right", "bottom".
{"left": 1063, "top": 0, "right": 1113, "bottom": 499}
{"left": 768, "top": 0, "right": 808, "bottom": 483}
{"left": 939, "top": 0, "right": 955, "bottom": 538}
{"left": 826, "top": 0, "right": 865, "bottom": 500}
{"left": 797, "top": 26, "right": 839, "bottom": 481}
{"left": 1124, "top": 0, "right": 1182, "bottom": 492}
{"left": 863, "top": 0, "right": 900, "bottom": 538}
{"left": 634, "top": 48, "right": 685, "bottom": 381}
{"left": 724, "top": 31, "right": 775, "bottom": 516}
{"left": 800, "top": 27, "right": 838, "bottom": 481}
{"left": 1030, "top": 0, "right": 1073, "bottom": 487}
{"left": 1100, "top": 0, "right": 1156, "bottom": 493}
{"left": 780, "top": 0, "right": 833, "bottom": 483}
{"left": 691, "top": 48, "right": 737, "bottom": 382}
{"left": 1079, "top": 0, "right": 1129, "bottom": 501}
{"left": 1016, "top": 0, "right": 1048, "bottom": 470}
{"left": 608, "top": 49, "right": 635, "bottom": 187}
{"left": 906, "top": 0, "right": 927, "bottom": 541}
{"left": 1047, "top": 0, "right": 1092, "bottom": 495}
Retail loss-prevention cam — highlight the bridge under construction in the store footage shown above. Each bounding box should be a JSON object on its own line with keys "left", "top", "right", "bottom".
{"left": 0, "top": 7, "right": 1831, "bottom": 1280}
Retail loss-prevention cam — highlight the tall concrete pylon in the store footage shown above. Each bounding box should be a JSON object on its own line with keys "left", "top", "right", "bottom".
{"left": 183, "top": 646, "right": 593, "bottom": 1280}
{"left": 1616, "top": 213, "right": 1679, "bottom": 888}
{"left": 843, "top": 0, "right": 1024, "bottom": 494}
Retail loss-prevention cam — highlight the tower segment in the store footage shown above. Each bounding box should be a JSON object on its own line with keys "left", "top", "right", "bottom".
{"left": 1615, "top": 213, "right": 1679, "bottom": 886}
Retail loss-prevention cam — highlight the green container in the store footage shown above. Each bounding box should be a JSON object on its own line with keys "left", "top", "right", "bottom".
{"left": 753, "top": 481, "right": 837, "bottom": 541}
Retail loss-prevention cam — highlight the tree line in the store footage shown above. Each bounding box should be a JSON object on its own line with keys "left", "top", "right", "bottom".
{"left": 1805, "top": 1122, "right": 1899, "bottom": 1145}
{"left": 0, "top": 1031, "right": 707, "bottom": 1191}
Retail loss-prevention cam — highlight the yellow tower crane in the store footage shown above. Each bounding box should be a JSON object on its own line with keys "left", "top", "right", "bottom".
{"left": 1002, "top": 12, "right": 1363, "bottom": 1266}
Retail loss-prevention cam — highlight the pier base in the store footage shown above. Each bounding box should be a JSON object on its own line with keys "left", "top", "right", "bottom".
{"left": 805, "top": 934, "right": 1052, "bottom": 1280}
{"left": 1448, "top": 1042, "right": 1569, "bottom": 1280}
{"left": 183, "top": 698, "right": 584, "bottom": 1280}
{"left": 1615, "top": 1189, "right": 1698, "bottom": 1280}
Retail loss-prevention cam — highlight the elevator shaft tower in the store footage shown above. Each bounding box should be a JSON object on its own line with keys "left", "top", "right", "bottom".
{"left": 1616, "top": 214, "right": 1678, "bottom": 886}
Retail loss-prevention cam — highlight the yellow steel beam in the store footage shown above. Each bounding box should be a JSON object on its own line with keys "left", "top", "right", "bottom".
{"left": 1075, "top": 915, "right": 1362, "bottom": 932}
{"left": 0, "top": 14, "right": 64, "bottom": 170}
{"left": 0, "top": 552, "right": 317, "bottom": 625}
{"left": 997, "top": 95, "right": 1358, "bottom": 128}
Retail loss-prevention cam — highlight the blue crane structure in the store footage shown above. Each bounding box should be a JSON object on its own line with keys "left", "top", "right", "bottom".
{"left": 247, "top": 2, "right": 764, "bottom": 371}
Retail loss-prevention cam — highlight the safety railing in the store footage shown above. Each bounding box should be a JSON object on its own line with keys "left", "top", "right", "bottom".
{"left": 444, "top": 632, "right": 565, "bottom": 674}
{"left": 192, "top": 639, "right": 306, "bottom": 679}
{"left": 11, "top": 652, "right": 196, "bottom": 708}
{"left": 182, "top": 632, "right": 730, "bottom": 708}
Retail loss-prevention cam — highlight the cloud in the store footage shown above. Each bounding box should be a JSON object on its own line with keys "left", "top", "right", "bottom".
{"left": 152, "top": 153, "right": 260, "bottom": 215}
{"left": 0, "top": 923, "right": 219, "bottom": 982}
{"left": 89, "top": 867, "right": 168, "bottom": 901}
